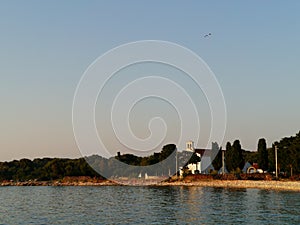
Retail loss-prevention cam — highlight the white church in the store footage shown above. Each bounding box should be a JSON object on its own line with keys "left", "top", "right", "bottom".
{"left": 180, "top": 141, "right": 214, "bottom": 176}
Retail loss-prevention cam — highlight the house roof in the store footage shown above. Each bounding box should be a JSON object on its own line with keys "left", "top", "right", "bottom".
{"left": 194, "top": 149, "right": 212, "bottom": 157}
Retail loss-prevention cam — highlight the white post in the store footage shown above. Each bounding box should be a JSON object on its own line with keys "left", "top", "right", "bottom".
{"left": 222, "top": 149, "right": 225, "bottom": 174}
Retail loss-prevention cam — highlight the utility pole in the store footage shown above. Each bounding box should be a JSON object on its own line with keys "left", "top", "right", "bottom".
{"left": 175, "top": 147, "right": 178, "bottom": 178}
{"left": 275, "top": 145, "right": 278, "bottom": 179}
{"left": 221, "top": 148, "right": 225, "bottom": 174}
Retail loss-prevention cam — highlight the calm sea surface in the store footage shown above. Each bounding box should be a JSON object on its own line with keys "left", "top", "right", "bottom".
{"left": 0, "top": 186, "right": 299, "bottom": 224}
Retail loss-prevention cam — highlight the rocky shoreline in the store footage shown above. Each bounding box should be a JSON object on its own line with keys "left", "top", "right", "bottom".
{"left": 159, "top": 180, "right": 300, "bottom": 191}
{"left": 0, "top": 180, "right": 117, "bottom": 186}
{"left": 0, "top": 176, "right": 117, "bottom": 186}
{"left": 1, "top": 178, "right": 300, "bottom": 191}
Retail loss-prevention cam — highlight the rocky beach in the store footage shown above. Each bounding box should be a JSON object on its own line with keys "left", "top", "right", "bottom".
{"left": 1, "top": 176, "right": 300, "bottom": 191}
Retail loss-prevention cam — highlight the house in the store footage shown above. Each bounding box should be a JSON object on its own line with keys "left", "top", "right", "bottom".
{"left": 180, "top": 141, "right": 215, "bottom": 176}
{"left": 245, "top": 162, "right": 264, "bottom": 174}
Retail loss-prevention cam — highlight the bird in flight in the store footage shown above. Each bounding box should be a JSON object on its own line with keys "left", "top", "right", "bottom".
{"left": 204, "top": 33, "right": 212, "bottom": 38}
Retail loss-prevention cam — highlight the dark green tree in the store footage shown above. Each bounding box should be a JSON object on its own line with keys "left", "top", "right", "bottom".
{"left": 275, "top": 131, "right": 300, "bottom": 176}
{"left": 159, "top": 144, "right": 176, "bottom": 161}
{"left": 257, "top": 138, "right": 268, "bottom": 171}
{"left": 225, "top": 142, "right": 233, "bottom": 172}
{"left": 211, "top": 142, "right": 222, "bottom": 171}
{"left": 225, "top": 140, "right": 244, "bottom": 172}
{"left": 232, "top": 140, "right": 244, "bottom": 170}
{"left": 159, "top": 144, "right": 177, "bottom": 176}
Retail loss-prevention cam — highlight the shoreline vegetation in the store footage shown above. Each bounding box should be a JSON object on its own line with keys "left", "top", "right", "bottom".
{"left": 1, "top": 175, "right": 300, "bottom": 191}
{"left": 1, "top": 131, "right": 300, "bottom": 190}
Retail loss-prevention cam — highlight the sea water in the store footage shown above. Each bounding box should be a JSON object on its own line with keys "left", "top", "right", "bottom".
{"left": 0, "top": 186, "right": 299, "bottom": 224}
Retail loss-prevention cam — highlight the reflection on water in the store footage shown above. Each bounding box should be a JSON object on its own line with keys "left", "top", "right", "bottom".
{"left": 0, "top": 186, "right": 299, "bottom": 224}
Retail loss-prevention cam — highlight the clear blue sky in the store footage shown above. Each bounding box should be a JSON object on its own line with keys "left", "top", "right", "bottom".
{"left": 1, "top": 1, "right": 300, "bottom": 161}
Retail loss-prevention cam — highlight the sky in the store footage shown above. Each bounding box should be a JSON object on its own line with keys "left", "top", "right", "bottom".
{"left": 1, "top": 1, "right": 300, "bottom": 161}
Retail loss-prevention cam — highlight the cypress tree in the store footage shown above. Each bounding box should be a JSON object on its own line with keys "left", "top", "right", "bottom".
{"left": 225, "top": 142, "right": 233, "bottom": 172}
{"left": 257, "top": 138, "right": 268, "bottom": 171}
{"left": 232, "top": 140, "right": 244, "bottom": 170}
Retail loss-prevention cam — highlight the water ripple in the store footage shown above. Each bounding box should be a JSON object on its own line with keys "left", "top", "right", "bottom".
{"left": 0, "top": 186, "right": 299, "bottom": 224}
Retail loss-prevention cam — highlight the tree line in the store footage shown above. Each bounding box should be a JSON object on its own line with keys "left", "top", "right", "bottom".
{"left": 0, "top": 144, "right": 180, "bottom": 181}
{"left": 0, "top": 158, "right": 100, "bottom": 181}
{"left": 212, "top": 131, "right": 300, "bottom": 176}
{"left": 1, "top": 131, "right": 299, "bottom": 181}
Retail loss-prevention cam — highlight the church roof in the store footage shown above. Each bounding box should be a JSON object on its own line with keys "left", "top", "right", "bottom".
{"left": 194, "top": 149, "right": 212, "bottom": 157}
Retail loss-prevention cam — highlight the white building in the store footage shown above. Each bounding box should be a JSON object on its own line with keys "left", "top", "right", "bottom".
{"left": 185, "top": 141, "right": 201, "bottom": 174}
{"left": 180, "top": 141, "right": 213, "bottom": 175}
